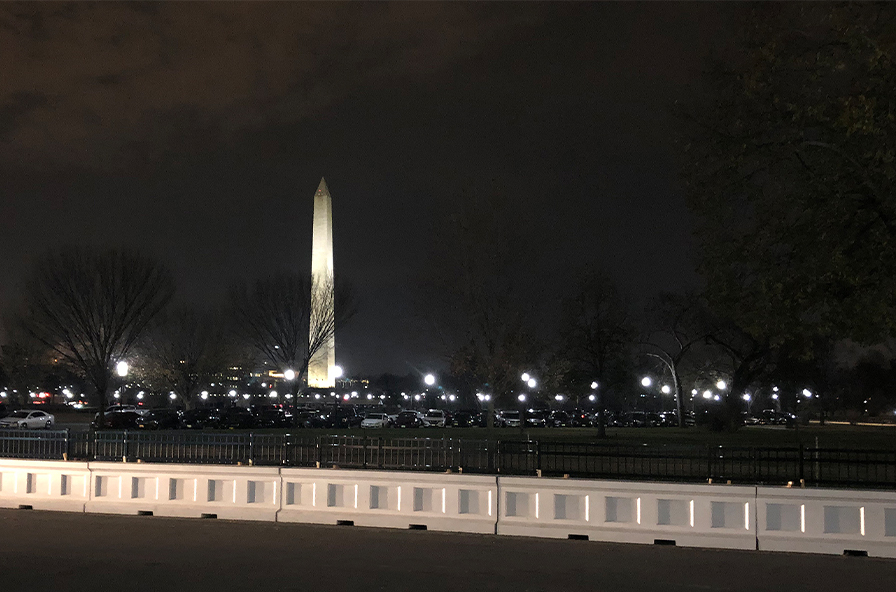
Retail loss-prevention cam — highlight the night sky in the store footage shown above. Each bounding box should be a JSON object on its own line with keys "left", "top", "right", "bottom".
{"left": 0, "top": 3, "right": 734, "bottom": 375}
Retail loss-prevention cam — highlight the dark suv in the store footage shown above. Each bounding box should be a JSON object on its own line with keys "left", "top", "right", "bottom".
{"left": 135, "top": 409, "right": 181, "bottom": 430}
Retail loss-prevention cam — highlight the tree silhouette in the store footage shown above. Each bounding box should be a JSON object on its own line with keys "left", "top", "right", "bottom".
{"left": 21, "top": 247, "right": 174, "bottom": 427}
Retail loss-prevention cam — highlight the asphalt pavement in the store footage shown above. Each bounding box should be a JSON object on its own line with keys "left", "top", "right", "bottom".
{"left": 0, "top": 509, "right": 893, "bottom": 592}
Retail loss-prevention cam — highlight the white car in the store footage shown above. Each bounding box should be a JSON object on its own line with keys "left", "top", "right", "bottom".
{"left": 361, "top": 412, "right": 390, "bottom": 428}
{"left": 0, "top": 409, "right": 56, "bottom": 429}
{"left": 422, "top": 409, "right": 447, "bottom": 428}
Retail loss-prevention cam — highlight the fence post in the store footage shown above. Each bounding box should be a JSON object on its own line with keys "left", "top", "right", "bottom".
{"left": 317, "top": 436, "right": 323, "bottom": 468}
{"left": 494, "top": 439, "right": 501, "bottom": 473}
{"left": 249, "top": 433, "right": 255, "bottom": 466}
{"left": 707, "top": 445, "right": 713, "bottom": 482}
{"left": 535, "top": 440, "right": 542, "bottom": 476}
{"left": 798, "top": 445, "right": 805, "bottom": 484}
{"left": 123, "top": 430, "right": 129, "bottom": 462}
{"left": 363, "top": 435, "right": 368, "bottom": 469}
{"left": 377, "top": 437, "right": 384, "bottom": 469}
{"left": 64, "top": 428, "right": 70, "bottom": 461}
{"left": 457, "top": 438, "right": 462, "bottom": 472}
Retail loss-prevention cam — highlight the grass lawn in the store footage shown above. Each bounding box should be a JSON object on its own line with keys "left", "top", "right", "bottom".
{"left": 258, "top": 424, "right": 896, "bottom": 449}
{"left": 50, "top": 412, "right": 896, "bottom": 449}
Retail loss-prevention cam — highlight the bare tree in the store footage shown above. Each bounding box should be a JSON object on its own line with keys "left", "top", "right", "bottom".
{"left": 421, "top": 191, "right": 543, "bottom": 423}
{"left": 21, "top": 247, "right": 174, "bottom": 427}
{"left": 228, "top": 273, "right": 355, "bottom": 399}
{"left": 136, "top": 305, "right": 229, "bottom": 409}
{"left": 641, "top": 292, "right": 712, "bottom": 428}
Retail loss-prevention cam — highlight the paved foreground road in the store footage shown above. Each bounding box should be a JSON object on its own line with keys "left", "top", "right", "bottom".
{"left": 0, "top": 509, "right": 894, "bottom": 592}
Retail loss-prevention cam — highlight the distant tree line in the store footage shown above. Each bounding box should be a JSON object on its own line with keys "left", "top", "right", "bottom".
{"left": 0, "top": 246, "right": 354, "bottom": 426}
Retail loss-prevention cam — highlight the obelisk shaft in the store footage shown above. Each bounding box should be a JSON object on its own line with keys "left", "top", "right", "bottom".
{"left": 308, "top": 178, "right": 336, "bottom": 388}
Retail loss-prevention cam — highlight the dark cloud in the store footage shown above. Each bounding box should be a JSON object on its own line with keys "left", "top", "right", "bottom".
{"left": 0, "top": 91, "right": 47, "bottom": 138}
{"left": 0, "top": 2, "right": 735, "bottom": 373}
{"left": 0, "top": 3, "right": 542, "bottom": 169}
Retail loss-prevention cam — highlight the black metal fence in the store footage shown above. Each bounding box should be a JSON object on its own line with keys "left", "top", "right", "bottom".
{"left": 2, "top": 429, "right": 894, "bottom": 489}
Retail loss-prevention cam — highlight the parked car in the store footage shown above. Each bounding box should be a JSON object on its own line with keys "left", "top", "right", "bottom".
{"left": 251, "top": 406, "right": 291, "bottom": 428}
{"left": 548, "top": 410, "right": 572, "bottom": 427}
{"left": 501, "top": 410, "right": 521, "bottom": 428}
{"left": 322, "top": 407, "right": 363, "bottom": 429}
{"left": 394, "top": 410, "right": 423, "bottom": 428}
{"left": 217, "top": 407, "right": 255, "bottom": 429}
{"left": 451, "top": 410, "right": 481, "bottom": 427}
{"left": 135, "top": 409, "right": 181, "bottom": 430}
{"left": 92, "top": 404, "right": 148, "bottom": 427}
{"left": 180, "top": 408, "right": 220, "bottom": 429}
{"left": 525, "top": 409, "right": 548, "bottom": 428}
{"left": 0, "top": 409, "right": 55, "bottom": 429}
{"left": 361, "top": 412, "right": 390, "bottom": 428}
{"left": 293, "top": 410, "right": 328, "bottom": 429}
{"left": 94, "top": 411, "right": 141, "bottom": 430}
{"left": 570, "top": 409, "right": 594, "bottom": 427}
{"left": 422, "top": 409, "right": 448, "bottom": 427}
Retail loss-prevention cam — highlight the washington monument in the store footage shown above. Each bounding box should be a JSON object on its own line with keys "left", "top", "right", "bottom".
{"left": 307, "top": 178, "right": 337, "bottom": 388}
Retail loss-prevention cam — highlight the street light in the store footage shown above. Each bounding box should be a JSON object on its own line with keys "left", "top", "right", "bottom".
{"left": 590, "top": 381, "right": 598, "bottom": 390}
{"left": 518, "top": 394, "right": 526, "bottom": 402}
{"left": 716, "top": 380, "right": 727, "bottom": 390}
{"left": 424, "top": 374, "right": 436, "bottom": 386}
{"left": 284, "top": 369, "right": 296, "bottom": 381}
{"left": 641, "top": 376, "right": 652, "bottom": 388}
{"left": 333, "top": 366, "right": 344, "bottom": 378}
{"left": 521, "top": 373, "right": 530, "bottom": 382}
{"left": 661, "top": 385, "right": 672, "bottom": 395}
{"left": 527, "top": 378, "right": 537, "bottom": 389}
{"left": 116, "top": 361, "right": 129, "bottom": 377}
{"left": 702, "top": 390, "right": 713, "bottom": 399}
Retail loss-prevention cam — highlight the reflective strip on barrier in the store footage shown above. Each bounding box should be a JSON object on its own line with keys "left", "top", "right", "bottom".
{"left": 84, "top": 462, "right": 281, "bottom": 521}
{"left": 757, "top": 486, "right": 896, "bottom": 558}
{"left": 278, "top": 468, "right": 497, "bottom": 534}
{"left": 496, "top": 477, "right": 757, "bottom": 550}
{"left": 3, "top": 459, "right": 896, "bottom": 557}
{"left": 0, "top": 459, "right": 91, "bottom": 512}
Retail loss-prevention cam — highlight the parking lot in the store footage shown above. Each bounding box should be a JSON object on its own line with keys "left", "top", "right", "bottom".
{"left": 1, "top": 509, "right": 893, "bottom": 592}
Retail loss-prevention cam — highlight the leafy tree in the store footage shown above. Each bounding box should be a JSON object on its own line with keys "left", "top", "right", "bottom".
{"left": 19, "top": 247, "right": 174, "bottom": 426}
{"left": 680, "top": 3, "right": 896, "bottom": 349}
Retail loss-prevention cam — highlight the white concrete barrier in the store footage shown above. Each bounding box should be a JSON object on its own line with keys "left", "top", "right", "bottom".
{"left": 0, "top": 459, "right": 91, "bottom": 513}
{"left": 496, "top": 477, "right": 758, "bottom": 550}
{"left": 84, "top": 462, "right": 281, "bottom": 521}
{"left": 757, "top": 486, "right": 896, "bottom": 558}
{"left": 278, "top": 468, "right": 497, "bottom": 534}
{"left": 3, "top": 457, "right": 896, "bottom": 558}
